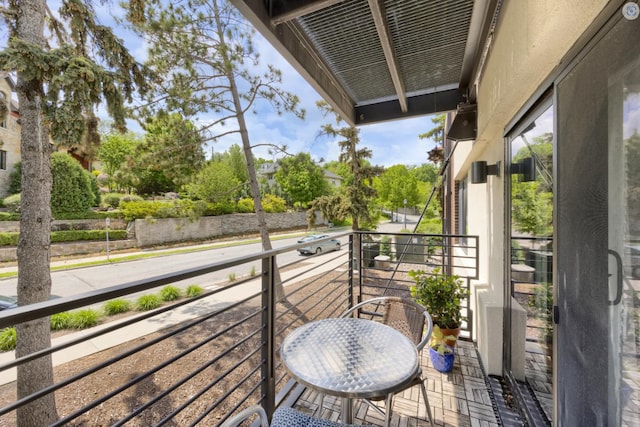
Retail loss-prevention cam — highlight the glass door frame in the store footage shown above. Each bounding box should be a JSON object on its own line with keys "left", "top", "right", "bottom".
{"left": 503, "top": 95, "right": 554, "bottom": 426}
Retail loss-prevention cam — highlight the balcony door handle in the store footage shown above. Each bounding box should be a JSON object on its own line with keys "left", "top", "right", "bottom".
{"left": 608, "top": 249, "right": 623, "bottom": 306}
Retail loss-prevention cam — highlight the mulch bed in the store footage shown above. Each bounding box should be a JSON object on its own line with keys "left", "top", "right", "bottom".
{"left": 0, "top": 266, "right": 408, "bottom": 427}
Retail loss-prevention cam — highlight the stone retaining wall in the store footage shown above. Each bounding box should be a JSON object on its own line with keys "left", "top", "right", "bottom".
{"left": 133, "top": 211, "right": 315, "bottom": 247}
{"left": 0, "top": 211, "right": 319, "bottom": 261}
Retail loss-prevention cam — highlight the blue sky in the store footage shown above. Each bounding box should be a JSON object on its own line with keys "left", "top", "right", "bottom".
{"left": 2, "top": 2, "right": 440, "bottom": 169}
{"left": 222, "top": 34, "right": 439, "bottom": 169}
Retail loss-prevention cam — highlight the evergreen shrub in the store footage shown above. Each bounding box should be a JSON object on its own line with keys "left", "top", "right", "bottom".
{"left": 51, "top": 152, "right": 96, "bottom": 214}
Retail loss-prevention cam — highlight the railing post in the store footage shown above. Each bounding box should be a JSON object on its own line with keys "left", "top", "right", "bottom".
{"left": 348, "top": 233, "right": 354, "bottom": 309}
{"left": 261, "top": 255, "right": 276, "bottom": 419}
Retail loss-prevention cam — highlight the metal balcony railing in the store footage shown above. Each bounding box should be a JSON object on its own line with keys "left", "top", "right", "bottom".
{"left": 0, "top": 231, "right": 478, "bottom": 426}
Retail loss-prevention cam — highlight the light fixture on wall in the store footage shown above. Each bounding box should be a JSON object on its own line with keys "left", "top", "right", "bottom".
{"left": 448, "top": 103, "right": 477, "bottom": 141}
{"left": 510, "top": 157, "right": 537, "bottom": 182}
{"left": 471, "top": 160, "right": 501, "bottom": 184}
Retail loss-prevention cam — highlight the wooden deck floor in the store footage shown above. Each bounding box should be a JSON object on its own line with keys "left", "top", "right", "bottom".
{"left": 292, "top": 340, "right": 502, "bottom": 426}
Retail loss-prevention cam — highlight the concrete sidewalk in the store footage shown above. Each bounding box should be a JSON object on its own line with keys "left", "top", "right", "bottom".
{"left": 0, "top": 250, "right": 349, "bottom": 386}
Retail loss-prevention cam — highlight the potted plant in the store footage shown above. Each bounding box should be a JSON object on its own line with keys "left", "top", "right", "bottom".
{"left": 408, "top": 267, "right": 469, "bottom": 344}
{"left": 429, "top": 325, "right": 456, "bottom": 373}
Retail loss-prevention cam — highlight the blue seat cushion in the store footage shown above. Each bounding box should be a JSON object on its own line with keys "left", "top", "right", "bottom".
{"left": 273, "top": 407, "right": 373, "bottom": 427}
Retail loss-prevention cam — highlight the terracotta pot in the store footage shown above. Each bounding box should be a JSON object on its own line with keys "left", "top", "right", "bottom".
{"left": 438, "top": 326, "right": 461, "bottom": 347}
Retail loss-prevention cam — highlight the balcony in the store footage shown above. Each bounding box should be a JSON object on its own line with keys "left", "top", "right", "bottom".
{"left": 0, "top": 231, "right": 513, "bottom": 426}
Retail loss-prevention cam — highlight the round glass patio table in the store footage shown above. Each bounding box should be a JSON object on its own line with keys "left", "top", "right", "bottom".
{"left": 280, "top": 317, "right": 419, "bottom": 424}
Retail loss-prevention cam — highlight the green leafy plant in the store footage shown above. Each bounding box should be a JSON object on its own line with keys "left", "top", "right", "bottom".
{"left": 2, "top": 193, "right": 20, "bottom": 213}
{"left": 0, "top": 327, "right": 17, "bottom": 351}
{"left": 51, "top": 152, "right": 97, "bottom": 214}
{"left": 160, "top": 285, "right": 182, "bottom": 302}
{"left": 69, "top": 309, "right": 100, "bottom": 329}
{"left": 431, "top": 325, "right": 456, "bottom": 354}
{"left": 0, "top": 230, "right": 129, "bottom": 247}
{"left": 50, "top": 312, "right": 73, "bottom": 330}
{"left": 136, "top": 294, "right": 162, "bottom": 311}
{"left": 185, "top": 285, "right": 204, "bottom": 297}
{"left": 228, "top": 272, "right": 236, "bottom": 281}
{"left": 250, "top": 266, "right": 256, "bottom": 277}
{"left": 102, "top": 193, "right": 122, "bottom": 209}
{"left": 104, "top": 299, "right": 132, "bottom": 316}
{"left": 409, "top": 267, "right": 469, "bottom": 329}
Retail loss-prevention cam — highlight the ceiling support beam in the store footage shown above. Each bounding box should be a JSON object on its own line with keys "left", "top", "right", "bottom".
{"left": 367, "top": 0, "right": 408, "bottom": 113}
{"left": 230, "top": 0, "right": 356, "bottom": 124}
{"left": 270, "top": 0, "right": 344, "bottom": 25}
{"left": 355, "top": 89, "right": 465, "bottom": 126}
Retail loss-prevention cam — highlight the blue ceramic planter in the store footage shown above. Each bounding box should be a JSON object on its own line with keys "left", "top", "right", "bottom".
{"left": 429, "top": 346, "right": 455, "bottom": 373}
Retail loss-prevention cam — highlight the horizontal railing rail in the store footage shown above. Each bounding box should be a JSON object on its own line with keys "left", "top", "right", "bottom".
{"left": 0, "top": 230, "right": 478, "bottom": 426}
{"left": 356, "top": 231, "right": 479, "bottom": 338}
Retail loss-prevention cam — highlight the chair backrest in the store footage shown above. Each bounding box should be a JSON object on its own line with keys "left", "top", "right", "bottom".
{"left": 221, "top": 406, "right": 269, "bottom": 427}
{"left": 340, "top": 296, "right": 433, "bottom": 351}
{"left": 222, "top": 406, "right": 376, "bottom": 427}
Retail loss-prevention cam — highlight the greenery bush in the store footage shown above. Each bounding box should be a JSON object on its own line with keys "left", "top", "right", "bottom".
{"left": 103, "top": 193, "right": 122, "bottom": 209}
{"left": 8, "top": 162, "right": 21, "bottom": 194}
{"left": 104, "top": 299, "right": 132, "bottom": 315}
{"left": 51, "top": 230, "right": 128, "bottom": 243}
{"left": 236, "top": 198, "right": 254, "bottom": 213}
{"left": 90, "top": 174, "right": 101, "bottom": 206}
{"left": 409, "top": 267, "right": 469, "bottom": 329}
{"left": 262, "top": 194, "right": 287, "bottom": 213}
{"left": 0, "top": 328, "right": 17, "bottom": 351}
{"left": 69, "top": 309, "right": 100, "bottom": 329}
{"left": 0, "top": 211, "right": 20, "bottom": 221}
{"left": 0, "top": 230, "right": 130, "bottom": 247}
{"left": 3, "top": 193, "right": 20, "bottom": 213}
{"left": 416, "top": 218, "right": 442, "bottom": 234}
{"left": 136, "top": 294, "right": 162, "bottom": 311}
{"left": 204, "top": 201, "right": 236, "bottom": 216}
{"left": 120, "top": 200, "right": 174, "bottom": 221}
{"left": 51, "top": 152, "right": 97, "bottom": 214}
{"left": 50, "top": 312, "right": 73, "bottom": 330}
{"left": 160, "top": 285, "right": 181, "bottom": 302}
{"left": 0, "top": 233, "right": 17, "bottom": 246}
{"left": 185, "top": 285, "right": 204, "bottom": 297}
{"left": 53, "top": 210, "right": 120, "bottom": 220}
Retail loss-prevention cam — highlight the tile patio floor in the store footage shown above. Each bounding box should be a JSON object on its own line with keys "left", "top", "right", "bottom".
{"left": 292, "top": 339, "right": 508, "bottom": 427}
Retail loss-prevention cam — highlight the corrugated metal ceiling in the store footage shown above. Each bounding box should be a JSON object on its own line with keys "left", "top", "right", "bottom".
{"left": 231, "top": 0, "right": 494, "bottom": 126}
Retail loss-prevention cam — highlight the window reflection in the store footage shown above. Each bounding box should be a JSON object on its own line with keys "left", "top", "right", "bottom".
{"left": 509, "top": 105, "right": 554, "bottom": 422}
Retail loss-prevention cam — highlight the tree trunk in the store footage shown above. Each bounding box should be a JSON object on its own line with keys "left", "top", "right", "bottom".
{"left": 213, "top": 1, "right": 284, "bottom": 300}
{"left": 14, "top": 0, "right": 59, "bottom": 425}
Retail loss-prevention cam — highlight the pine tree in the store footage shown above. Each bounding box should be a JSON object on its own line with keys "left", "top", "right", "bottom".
{"left": 0, "top": 1, "right": 149, "bottom": 424}
{"left": 126, "top": 0, "right": 304, "bottom": 298}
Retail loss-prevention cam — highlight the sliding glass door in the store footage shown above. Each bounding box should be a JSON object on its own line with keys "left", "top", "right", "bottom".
{"left": 556, "top": 13, "right": 639, "bottom": 425}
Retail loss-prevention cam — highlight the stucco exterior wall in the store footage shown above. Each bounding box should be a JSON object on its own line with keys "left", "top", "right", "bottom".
{"left": 0, "top": 77, "right": 20, "bottom": 199}
{"left": 454, "top": 1, "right": 609, "bottom": 373}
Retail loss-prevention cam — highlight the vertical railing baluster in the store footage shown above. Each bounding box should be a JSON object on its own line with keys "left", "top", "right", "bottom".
{"left": 261, "top": 255, "right": 276, "bottom": 419}
{"left": 348, "top": 234, "right": 354, "bottom": 309}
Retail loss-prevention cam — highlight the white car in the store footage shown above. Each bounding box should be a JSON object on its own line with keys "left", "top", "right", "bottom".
{"left": 297, "top": 234, "right": 341, "bottom": 255}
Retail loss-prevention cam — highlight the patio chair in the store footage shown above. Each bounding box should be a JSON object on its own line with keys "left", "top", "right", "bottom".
{"left": 340, "top": 296, "right": 435, "bottom": 426}
{"left": 221, "top": 405, "right": 375, "bottom": 427}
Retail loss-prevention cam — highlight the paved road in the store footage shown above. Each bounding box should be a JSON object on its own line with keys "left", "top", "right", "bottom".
{"left": 0, "top": 216, "right": 419, "bottom": 301}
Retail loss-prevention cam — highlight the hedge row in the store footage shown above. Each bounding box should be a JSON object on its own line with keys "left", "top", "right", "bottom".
{"left": 0, "top": 230, "right": 129, "bottom": 246}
